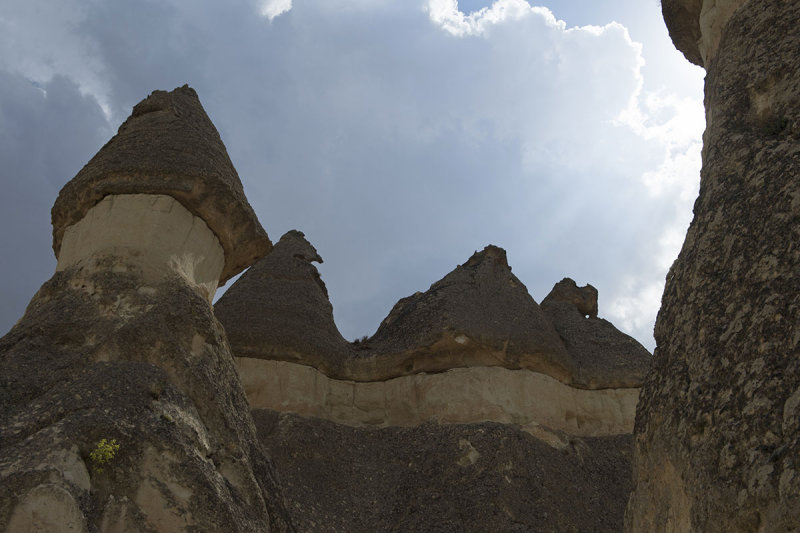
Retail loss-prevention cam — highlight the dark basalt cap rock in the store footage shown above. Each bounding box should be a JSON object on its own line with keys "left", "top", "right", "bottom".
{"left": 215, "top": 230, "right": 353, "bottom": 373}
{"left": 541, "top": 278, "right": 651, "bottom": 388}
{"left": 51, "top": 85, "right": 271, "bottom": 284}
{"left": 367, "top": 245, "right": 576, "bottom": 383}
{"left": 661, "top": 0, "right": 704, "bottom": 66}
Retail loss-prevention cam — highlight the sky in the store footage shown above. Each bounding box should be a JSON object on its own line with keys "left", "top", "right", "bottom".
{"left": 0, "top": 0, "right": 705, "bottom": 351}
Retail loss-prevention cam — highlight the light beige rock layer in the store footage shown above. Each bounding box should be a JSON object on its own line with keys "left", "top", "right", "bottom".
{"left": 236, "top": 357, "right": 639, "bottom": 437}
{"left": 57, "top": 194, "right": 225, "bottom": 302}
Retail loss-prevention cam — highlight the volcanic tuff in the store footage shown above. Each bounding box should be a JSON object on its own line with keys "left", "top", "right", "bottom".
{"left": 219, "top": 239, "right": 651, "bottom": 389}
{"left": 255, "top": 412, "right": 635, "bottom": 532}
{"left": 51, "top": 85, "right": 271, "bottom": 284}
{"left": 0, "top": 87, "right": 291, "bottom": 531}
{"left": 215, "top": 230, "right": 352, "bottom": 377}
{"left": 626, "top": 0, "right": 800, "bottom": 530}
{"left": 216, "top": 232, "right": 651, "bottom": 529}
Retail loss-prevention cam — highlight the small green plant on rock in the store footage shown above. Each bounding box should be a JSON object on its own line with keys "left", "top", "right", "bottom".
{"left": 89, "top": 438, "right": 120, "bottom": 472}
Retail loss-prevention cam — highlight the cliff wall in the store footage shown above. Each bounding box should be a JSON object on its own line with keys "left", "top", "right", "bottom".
{"left": 627, "top": 1, "right": 800, "bottom": 530}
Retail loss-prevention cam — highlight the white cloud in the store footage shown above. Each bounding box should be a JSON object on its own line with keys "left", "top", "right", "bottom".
{"left": 608, "top": 278, "right": 665, "bottom": 336}
{"left": 0, "top": 0, "right": 705, "bottom": 352}
{"left": 259, "top": 0, "right": 292, "bottom": 20}
{"left": 426, "top": 0, "right": 552, "bottom": 36}
{"left": 0, "top": 0, "right": 111, "bottom": 116}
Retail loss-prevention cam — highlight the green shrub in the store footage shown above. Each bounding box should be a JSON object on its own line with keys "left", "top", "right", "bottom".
{"left": 89, "top": 438, "right": 121, "bottom": 472}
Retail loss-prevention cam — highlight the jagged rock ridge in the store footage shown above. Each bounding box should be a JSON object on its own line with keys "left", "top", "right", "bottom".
{"left": 219, "top": 239, "right": 650, "bottom": 389}
{"left": 216, "top": 234, "right": 651, "bottom": 529}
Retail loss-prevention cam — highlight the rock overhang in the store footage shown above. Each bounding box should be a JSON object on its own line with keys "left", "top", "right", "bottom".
{"left": 662, "top": 0, "right": 748, "bottom": 68}
{"left": 51, "top": 85, "right": 271, "bottom": 285}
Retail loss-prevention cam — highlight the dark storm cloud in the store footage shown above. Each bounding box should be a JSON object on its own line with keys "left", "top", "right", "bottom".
{"left": 0, "top": 72, "right": 110, "bottom": 332}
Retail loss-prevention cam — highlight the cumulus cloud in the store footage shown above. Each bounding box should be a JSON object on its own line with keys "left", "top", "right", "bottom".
{"left": 259, "top": 0, "right": 292, "bottom": 20}
{"left": 0, "top": 0, "right": 704, "bottom": 351}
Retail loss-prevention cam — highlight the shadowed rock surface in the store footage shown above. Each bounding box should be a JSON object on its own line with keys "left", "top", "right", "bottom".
{"left": 541, "top": 279, "right": 651, "bottom": 389}
{"left": 219, "top": 242, "right": 650, "bottom": 390}
{"left": 215, "top": 230, "right": 354, "bottom": 377}
{"left": 0, "top": 86, "right": 292, "bottom": 532}
{"left": 364, "top": 245, "right": 577, "bottom": 383}
{"left": 217, "top": 241, "right": 648, "bottom": 529}
{"left": 0, "top": 268, "right": 292, "bottom": 532}
{"left": 51, "top": 85, "right": 271, "bottom": 284}
{"left": 627, "top": 1, "right": 800, "bottom": 530}
{"left": 254, "top": 410, "right": 633, "bottom": 533}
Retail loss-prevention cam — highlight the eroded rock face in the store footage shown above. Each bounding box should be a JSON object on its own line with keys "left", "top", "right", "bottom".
{"left": 627, "top": 1, "right": 800, "bottom": 530}
{"left": 237, "top": 359, "right": 640, "bottom": 437}
{"left": 365, "top": 245, "right": 576, "bottom": 383}
{"left": 541, "top": 279, "right": 651, "bottom": 389}
{"left": 51, "top": 85, "right": 271, "bottom": 284}
{"left": 57, "top": 194, "right": 226, "bottom": 303}
{"left": 0, "top": 268, "right": 291, "bottom": 531}
{"left": 218, "top": 241, "right": 651, "bottom": 389}
{"left": 1, "top": 87, "right": 291, "bottom": 532}
{"left": 542, "top": 277, "right": 599, "bottom": 318}
{"left": 218, "top": 239, "right": 649, "bottom": 438}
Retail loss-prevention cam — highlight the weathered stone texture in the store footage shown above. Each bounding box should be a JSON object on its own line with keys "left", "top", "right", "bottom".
{"left": 254, "top": 410, "right": 634, "bottom": 532}
{"left": 541, "top": 281, "right": 650, "bottom": 389}
{"left": 218, "top": 242, "right": 651, "bottom": 390}
{"left": 51, "top": 85, "right": 271, "bottom": 284}
{"left": 0, "top": 265, "right": 292, "bottom": 531}
{"left": 237, "top": 358, "right": 640, "bottom": 436}
{"left": 1, "top": 86, "right": 291, "bottom": 532}
{"left": 627, "top": 0, "right": 800, "bottom": 530}
{"left": 365, "top": 245, "right": 577, "bottom": 383}
{"left": 215, "top": 230, "right": 354, "bottom": 377}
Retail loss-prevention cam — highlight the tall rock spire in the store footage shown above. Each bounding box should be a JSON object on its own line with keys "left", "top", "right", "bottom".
{"left": 1, "top": 86, "right": 291, "bottom": 531}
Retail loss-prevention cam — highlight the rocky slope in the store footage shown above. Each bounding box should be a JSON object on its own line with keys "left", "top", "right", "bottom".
{"left": 255, "top": 411, "right": 634, "bottom": 532}
{"left": 0, "top": 87, "right": 291, "bottom": 532}
{"left": 627, "top": 1, "right": 800, "bottom": 530}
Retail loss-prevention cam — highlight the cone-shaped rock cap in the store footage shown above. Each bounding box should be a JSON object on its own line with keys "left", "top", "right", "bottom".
{"left": 51, "top": 85, "right": 271, "bottom": 284}
{"left": 368, "top": 245, "right": 576, "bottom": 383}
{"left": 215, "top": 230, "right": 353, "bottom": 374}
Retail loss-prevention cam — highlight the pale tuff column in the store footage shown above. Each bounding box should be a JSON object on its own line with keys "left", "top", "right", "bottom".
{"left": 57, "top": 194, "right": 225, "bottom": 303}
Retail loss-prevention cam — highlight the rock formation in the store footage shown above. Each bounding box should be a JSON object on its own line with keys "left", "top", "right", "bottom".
{"left": 218, "top": 240, "right": 650, "bottom": 435}
{"left": 215, "top": 230, "right": 352, "bottom": 376}
{"left": 0, "top": 86, "right": 292, "bottom": 531}
{"left": 216, "top": 235, "right": 652, "bottom": 529}
{"left": 542, "top": 278, "right": 650, "bottom": 389}
{"left": 256, "top": 413, "right": 635, "bottom": 532}
{"left": 626, "top": 1, "right": 800, "bottom": 530}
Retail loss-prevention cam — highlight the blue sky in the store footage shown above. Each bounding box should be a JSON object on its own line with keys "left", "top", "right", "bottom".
{"left": 0, "top": 0, "right": 705, "bottom": 350}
